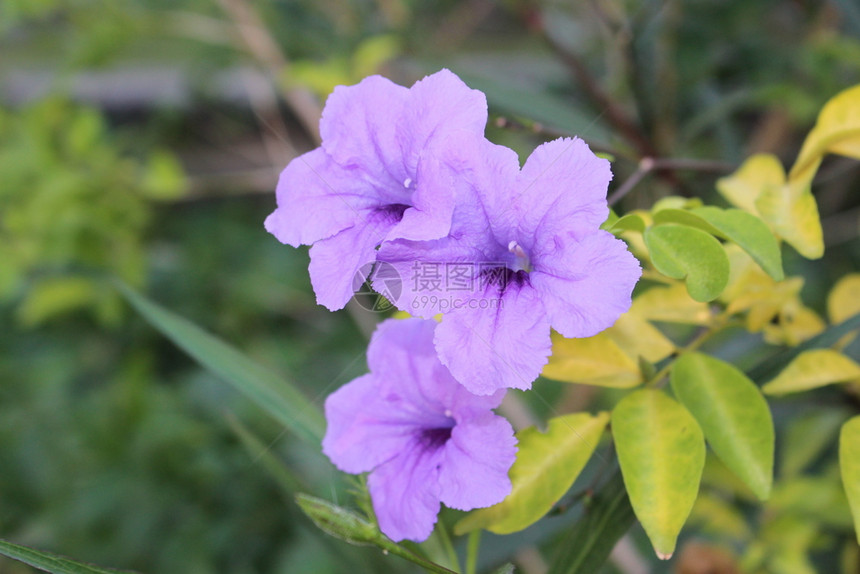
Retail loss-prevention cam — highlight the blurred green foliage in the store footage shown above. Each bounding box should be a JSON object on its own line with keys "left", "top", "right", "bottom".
{"left": 1, "top": 0, "right": 859, "bottom": 572}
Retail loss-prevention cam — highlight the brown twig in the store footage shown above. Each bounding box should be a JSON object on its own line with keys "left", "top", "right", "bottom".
{"left": 608, "top": 157, "right": 734, "bottom": 206}
{"left": 218, "top": 0, "right": 322, "bottom": 144}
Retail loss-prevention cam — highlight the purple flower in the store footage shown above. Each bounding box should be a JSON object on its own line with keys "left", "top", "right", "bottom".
{"left": 322, "top": 318, "right": 517, "bottom": 542}
{"left": 264, "top": 70, "right": 488, "bottom": 311}
{"left": 376, "top": 133, "right": 641, "bottom": 395}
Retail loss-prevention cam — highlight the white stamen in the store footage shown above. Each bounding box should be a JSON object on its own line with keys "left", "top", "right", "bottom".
{"left": 403, "top": 177, "right": 413, "bottom": 189}
{"left": 444, "top": 409, "right": 452, "bottom": 418}
{"left": 508, "top": 240, "right": 527, "bottom": 259}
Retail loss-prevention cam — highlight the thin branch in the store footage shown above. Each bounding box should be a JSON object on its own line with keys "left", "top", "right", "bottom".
{"left": 218, "top": 0, "right": 322, "bottom": 144}
{"left": 607, "top": 157, "right": 734, "bottom": 206}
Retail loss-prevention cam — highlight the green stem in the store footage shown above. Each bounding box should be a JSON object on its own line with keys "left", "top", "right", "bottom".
{"left": 645, "top": 316, "right": 741, "bottom": 388}
{"left": 465, "top": 530, "right": 481, "bottom": 574}
{"left": 434, "top": 520, "right": 461, "bottom": 573}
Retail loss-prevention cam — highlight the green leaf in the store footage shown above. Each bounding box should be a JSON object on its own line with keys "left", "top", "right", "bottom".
{"left": 690, "top": 207, "right": 784, "bottom": 280}
{"left": 612, "top": 389, "right": 705, "bottom": 559}
{"left": 0, "top": 539, "right": 129, "bottom": 574}
{"left": 295, "top": 494, "right": 458, "bottom": 574}
{"left": 546, "top": 470, "right": 635, "bottom": 574}
{"left": 652, "top": 207, "right": 783, "bottom": 280}
{"left": 606, "top": 213, "right": 646, "bottom": 234}
{"left": 840, "top": 416, "right": 860, "bottom": 544}
{"left": 644, "top": 224, "right": 730, "bottom": 302}
{"left": 761, "top": 349, "right": 860, "bottom": 395}
{"left": 116, "top": 281, "right": 325, "bottom": 445}
{"left": 670, "top": 352, "right": 774, "bottom": 500}
{"left": 455, "top": 412, "right": 610, "bottom": 535}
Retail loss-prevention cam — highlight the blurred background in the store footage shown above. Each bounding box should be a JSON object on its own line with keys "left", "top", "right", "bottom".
{"left": 1, "top": 0, "right": 860, "bottom": 572}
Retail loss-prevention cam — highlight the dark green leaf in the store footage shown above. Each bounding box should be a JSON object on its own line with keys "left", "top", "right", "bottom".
{"left": 0, "top": 539, "right": 129, "bottom": 574}
{"left": 546, "top": 470, "right": 635, "bottom": 574}
{"left": 115, "top": 281, "right": 325, "bottom": 445}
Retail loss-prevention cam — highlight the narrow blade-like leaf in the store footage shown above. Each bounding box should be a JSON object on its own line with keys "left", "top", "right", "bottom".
{"left": 116, "top": 282, "right": 325, "bottom": 444}
{"left": 0, "top": 539, "right": 129, "bottom": 574}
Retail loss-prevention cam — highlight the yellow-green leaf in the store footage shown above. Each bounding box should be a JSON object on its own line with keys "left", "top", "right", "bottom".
{"left": 754, "top": 180, "right": 823, "bottom": 260}
{"left": 612, "top": 390, "right": 705, "bottom": 559}
{"left": 840, "top": 416, "right": 860, "bottom": 544}
{"left": 630, "top": 283, "right": 712, "bottom": 325}
{"left": 644, "top": 224, "right": 730, "bottom": 302}
{"left": 716, "top": 153, "right": 785, "bottom": 215}
{"left": 607, "top": 312, "right": 675, "bottom": 364}
{"left": 762, "top": 349, "right": 860, "bottom": 395}
{"left": 671, "top": 353, "right": 774, "bottom": 500}
{"left": 543, "top": 331, "right": 641, "bottom": 388}
{"left": 455, "top": 412, "right": 610, "bottom": 535}
{"left": 828, "top": 273, "right": 860, "bottom": 325}
{"left": 790, "top": 84, "right": 860, "bottom": 186}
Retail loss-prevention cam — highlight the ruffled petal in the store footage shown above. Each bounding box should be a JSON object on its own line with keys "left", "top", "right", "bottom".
{"left": 438, "top": 413, "right": 517, "bottom": 510}
{"left": 515, "top": 138, "right": 612, "bottom": 247}
{"left": 434, "top": 283, "right": 552, "bottom": 394}
{"left": 308, "top": 212, "right": 397, "bottom": 310}
{"left": 322, "top": 374, "right": 415, "bottom": 474}
{"left": 319, "top": 75, "right": 410, "bottom": 198}
{"left": 396, "top": 69, "right": 488, "bottom": 177}
{"left": 368, "top": 442, "right": 443, "bottom": 542}
{"left": 264, "top": 148, "right": 381, "bottom": 247}
{"left": 530, "top": 230, "right": 641, "bottom": 338}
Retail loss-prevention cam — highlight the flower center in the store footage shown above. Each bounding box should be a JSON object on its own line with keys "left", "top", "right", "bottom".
{"left": 377, "top": 203, "right": 410, "bottom": 222}
{"left": 507, "top": 240, "right": 531, "bottom": 273}
{"left": 419, "top": 425, "right": 453, "bottom": 450}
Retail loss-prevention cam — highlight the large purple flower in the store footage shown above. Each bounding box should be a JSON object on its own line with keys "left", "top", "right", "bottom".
{"left": 264, "top": 70, "right": 488, "bottom": 311}
{"left": 322, "top": 318, "right": 517, "bottom": 542}
{"left": 377, "top": 133, "right": 641, "bottom": 395}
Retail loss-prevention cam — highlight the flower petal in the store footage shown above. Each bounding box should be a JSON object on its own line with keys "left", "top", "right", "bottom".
{"left": 367, "top": 318, "right": 505, "bottom": 418}
{"left": 434, "top": 283, "right": 551, "bottom": 394}
{"left": 319, "top": 75, "right": 410, "bottom": 195}
{"left": 438, "top": 413, "right": 517, "bottom": 510}
{"left": 368, "top": 443, "right": 443, "bottom": 542}
{"left": 396, "top": 69, "right": 488, "bottom": 177}
{"left": 308, "top": 212, "right": 397, "bottom": 310}
{"left": 515, "top": 138, "right": 612, "bottom": 247}
{"left": 264, "top": 148, "right": 379, "bottom": 247}
{"left": 322, "top": 374, "right": 416, "bottom": 474}
{"left": 531, "top": 230, "right": 641, "bottom": 338}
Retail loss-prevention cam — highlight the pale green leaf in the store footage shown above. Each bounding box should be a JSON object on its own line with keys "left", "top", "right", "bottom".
{"left": 455, "top": 412, "right": 609, "bottom": 535}
{"left": 116, "top": 282, "right": 325, "bottom": 444}
{"left": 612, "top": 389, "right": 705, "bottom": 559}
{"left": 762, "top": 349, "right": 860, "bottom": 395}
{"left": 607, "top": 311, "right": 675, "bottom": 364}
{"left": 670, "top": 352, "right": 774, "bottom": 500}
{"left": 841, "top": 416, "right": 860, "bottom": 544}
{"left": 0, "top": 538, "right": 129, "bottom": 574}
{"left": 606, "top": 213, "right": 646, "bottom": 234}
{"left": 643, "top": 224, "right": 730, "bottom": 302}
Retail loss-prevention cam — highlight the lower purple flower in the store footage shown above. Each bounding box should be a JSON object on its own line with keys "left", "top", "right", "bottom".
{"left": 322, "top": 318, "right": 517, "bottom": 542}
